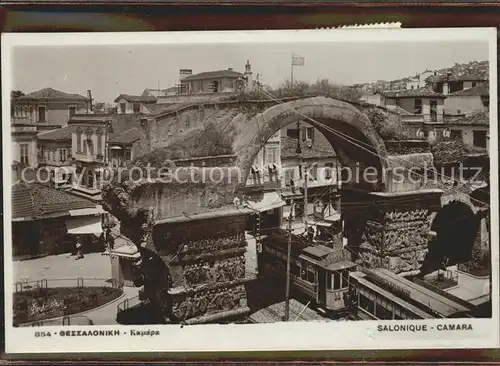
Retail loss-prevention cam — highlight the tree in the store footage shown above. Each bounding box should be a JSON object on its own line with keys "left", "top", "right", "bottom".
{"left": 93, "top": 102, "right": 106, "bottom": 111}
{"left": 11, "top": 90, "right": 24, "bottom": 99}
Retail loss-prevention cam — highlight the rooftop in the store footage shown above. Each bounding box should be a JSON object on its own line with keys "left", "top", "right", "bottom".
{"left": 182, "top": 69, "right": 244, "bottom": 82}
{"left": 114, "top": 94, "right": 157, "bottom": 103}
{"left": 448, "top": 85, "right": 489, "bottom": 97}
{"left": 12, "top": 182, "right": 96, "bottom": 220}
{"left": 16, "top": 87, "right": 89, "bottom": 102}
{"left": 108, "top": 127, "right": 140, "bottom": 145}
{"left": 378, "top": 88, "right": 446, "bottom": 99}
{"left": 446, "top": 110, "right": 489, "bottom": 126}
{"left": 37, "top": 126, "right": 72, "bottom": 141}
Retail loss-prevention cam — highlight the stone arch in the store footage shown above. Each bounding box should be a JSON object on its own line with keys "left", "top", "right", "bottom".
{"left": 233, "top": 96, "right": 388, "bottom": 192}
{"left": 420, "top": 200, "right": 479, "bottom": 275}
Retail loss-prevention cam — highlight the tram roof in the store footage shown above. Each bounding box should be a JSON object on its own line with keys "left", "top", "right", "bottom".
{"left": 350, "top": 272, "right": 434, "bottom": 319}
{"left": 364, "top": 268, "right": 471, "bottom": 317}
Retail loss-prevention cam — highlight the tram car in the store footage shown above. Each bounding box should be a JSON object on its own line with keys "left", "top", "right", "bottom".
{"left": 348, "top": 268, "right": 473, "bottom": 320}
{"left": 258, "top": 228, "right": 357, "bottom": 313}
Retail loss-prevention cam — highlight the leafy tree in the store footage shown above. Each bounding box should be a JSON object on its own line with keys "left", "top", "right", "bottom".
{"left": 11, "top": 90, "right": 24, "bottom": 99}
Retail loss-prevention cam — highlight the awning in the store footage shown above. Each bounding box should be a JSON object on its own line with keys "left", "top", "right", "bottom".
{"left": 66, "top": 215, "right": 103, "bottom": 235}
{"left": 244, "top": 191, "right": 286, "bottom": 212}
{"left": 69, "top": 206, "right": 105, "bottom": 216}
{"left": 110, "top": 146, "right": 123, "bottom": 150}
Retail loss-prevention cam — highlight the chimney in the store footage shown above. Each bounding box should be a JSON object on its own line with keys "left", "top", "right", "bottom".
{"left": 87, "top": 90, "right": 93, "bottom": 112}
{"left": 179, "top": 69, "right": 192, "bottom": 81}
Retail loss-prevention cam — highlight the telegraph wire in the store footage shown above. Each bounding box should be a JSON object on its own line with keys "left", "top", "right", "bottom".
{"left": 255, "top": 87, "right": 490, "bottom": 209}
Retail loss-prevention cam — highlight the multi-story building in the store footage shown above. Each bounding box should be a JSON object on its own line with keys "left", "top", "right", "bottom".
{"left": 405, "top": 70, "right": 434, "bottom": 90}
{"left": 37, "top": 127, "right": 74, "bottom": 188}
{"left": 444, "top": 85, "right": 489, "bottom": 117}
{"left": 426, "top": 73, "right": 487, "bottom": 95}
{"left": 444, "top": 111, "right": 489, "bottom": 150}
{"left": 114, "top": 94, "right": 157, "bottom": 114}
{"left": 12, "top": 87, "right": 91, "bottom": 132}
{"left": 11, "top": 88, "right": 91, "bottom": 170}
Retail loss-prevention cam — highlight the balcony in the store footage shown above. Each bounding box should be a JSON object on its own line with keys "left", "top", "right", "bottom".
{"left": 401, "top": 114, "right": 425, "bottom": 123}
{"left": 73, "top": 151, "right": 105, "bottom": 164}
{"left": 12, "top": 116, "right": 35, "bottom": 125}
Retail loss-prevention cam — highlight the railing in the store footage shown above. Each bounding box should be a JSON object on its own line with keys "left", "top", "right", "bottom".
{"left": 18, "top": 315, "right": 94, "bottom": 327}
{"left": 14, "top": 277, "right": 123, "bottom": 293}
{"left": 116, "top": 295, "right": 141, "bottom": 313}
{"left": 14, "top": 277, "right": 124, "bottom": 326}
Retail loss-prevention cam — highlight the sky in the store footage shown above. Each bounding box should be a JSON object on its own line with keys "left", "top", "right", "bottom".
{"left": 12, "top": 40, "right": 488, "bottom": 104}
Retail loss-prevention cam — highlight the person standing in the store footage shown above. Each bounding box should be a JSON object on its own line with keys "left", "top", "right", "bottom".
{"left": 75, "top": 237, "right": 84, "bottom": 260}
{"left": 106, "top": 228, "right": 115, "bottom": 252}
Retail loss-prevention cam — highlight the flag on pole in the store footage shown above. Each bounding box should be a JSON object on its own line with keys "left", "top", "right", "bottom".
{"left": 292, "top": 55, "right": 305, "bottom": 66}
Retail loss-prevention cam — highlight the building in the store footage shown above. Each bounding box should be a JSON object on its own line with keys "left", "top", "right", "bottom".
{"left": 142, "top": 87, "right": 179, "bottom": 98}
{"left": 405, "top": 70, "right": 434, "bottom": 90}
{"left": 11, "top": 117, "right": 38, "bottom": 169}
{"left": 180, "top": 68, "right": 244, "bottom": 94}
{"left": 67, "top": 114, "right": 112, "bottom": 201}
{"left": 12, "top": 88, "right": 91, "bottom": 132}
{"left": 114, "top": 94, "right": 157, "bottom": 115}
{"left": 444, "top": 111, "right": 489, "bottom": 150}
{"left": 12, "top": 182, "right": 103, "bottom": 259}
{"left": 36, "top": 127, "right": 74, "bottom": 188}
{"left": 108, "top": 127, "right": 141, "bottom": 167}
{"left": 11, "top": 88, "right": 91, "bottom": 170}
{"left": 444, "top": 85, "right": 489, "bottom": 117}
{"left": 427, "top": 74, "right": 487, "bottom": 95}
{"left": 279, "top": 122, "right": 342, "bottom": 240}
{"left": 377, "top": 89, "right": 446, "bottom": 123}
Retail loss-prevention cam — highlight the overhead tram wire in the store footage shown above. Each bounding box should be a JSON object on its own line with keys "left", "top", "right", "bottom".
{"left": 255, "top": 88, "right": 490, "bottom": 209}
{"left": 255, "top": 87, "right": 489, "bottom": 205}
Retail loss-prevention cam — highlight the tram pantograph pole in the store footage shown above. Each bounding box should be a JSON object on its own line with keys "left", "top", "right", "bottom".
{"left": 284, "top": 198, "right": 293, "bottom": 322}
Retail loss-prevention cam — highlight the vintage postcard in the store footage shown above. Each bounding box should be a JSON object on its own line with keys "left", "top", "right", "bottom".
{"left": 2, "top": 28, "right": 498, "bottom": 354}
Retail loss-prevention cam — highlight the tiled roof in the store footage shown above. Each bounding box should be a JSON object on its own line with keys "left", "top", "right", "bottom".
{"left": 12, "top": 182, "right": 95, "bottom": 219}
{"left": 16, "top": 88, "right": 88, "bottom": 101}
{"left": 447, "top": 111, "right": 489, "bottom": 126}
{"left": 109, "top": 114, "right": 142, "bottom": 136}
{"left": 182, "top": 70, "right": 243, "bottom": 81}
{"left": 37, "top": 126, "right": 72, "bottom": 141}
{"left": 68, "top": 114, "right": 112, "bottom": 124}
{"left": 379, "top": 88, "right": 446, "bottom": 99}
{"left": 108, "top": 127, "right": 140, "bottom": 145}
{"left": 145, "top": 102, "right": 194, "bottom": 116}
{"left": 281, "top": 135, "right": 336, "bottom": 160}
{"left": 449, "top": 85, "right": 489, "bottom": 97}
{"left": 114, "top": 94, "right": 157, "bottom": 103}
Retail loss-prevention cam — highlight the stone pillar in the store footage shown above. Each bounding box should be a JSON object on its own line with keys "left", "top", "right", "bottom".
{"left": 342, "top": 188, "right": 443, "bottom": 276}
{"left": 470, "top": 208, "right": 490, "bottom": 271}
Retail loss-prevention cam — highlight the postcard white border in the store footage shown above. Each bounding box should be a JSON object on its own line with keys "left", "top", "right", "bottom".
{"left": 2, "top": 28, "right": 499, "bottom": 354}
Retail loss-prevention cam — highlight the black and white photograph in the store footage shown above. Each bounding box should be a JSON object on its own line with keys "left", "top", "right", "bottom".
{"left": 2, "top": 28, "right": 498, "bottom": 353}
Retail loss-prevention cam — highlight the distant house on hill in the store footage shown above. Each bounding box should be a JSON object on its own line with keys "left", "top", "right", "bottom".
{"left": 114, "top": 94, "right": 157, "bottom": 114}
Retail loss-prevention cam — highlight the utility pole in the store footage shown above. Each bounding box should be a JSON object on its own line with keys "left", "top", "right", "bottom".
{"left": 303, "top": 160, "right": 308, "bottom": 231}
{"left": 284, "top": 198, "right": 294, "bottom": 322}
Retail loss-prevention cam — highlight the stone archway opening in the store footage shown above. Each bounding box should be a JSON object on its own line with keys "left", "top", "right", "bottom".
{"left": 421, "top": 200, "right": 479, "bottom": 275}
{"left": 235, "top": 97, "right": 389, "bottom": 192}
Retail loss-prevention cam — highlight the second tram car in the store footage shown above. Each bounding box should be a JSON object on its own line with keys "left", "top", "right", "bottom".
{"left": 258, "top": 229, "right": 357, "bottom": 313}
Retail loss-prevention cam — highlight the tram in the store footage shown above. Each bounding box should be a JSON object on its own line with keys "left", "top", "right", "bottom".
{"left": 348, "top": 268, "right": 473, "bottom": 320}
{"left": 258, "top": 228, "right": 357, "bottom": 313}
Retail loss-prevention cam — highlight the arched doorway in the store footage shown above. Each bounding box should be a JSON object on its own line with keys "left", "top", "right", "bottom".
{"left": 421, "top": 200, "right": 479, "bottom": 275}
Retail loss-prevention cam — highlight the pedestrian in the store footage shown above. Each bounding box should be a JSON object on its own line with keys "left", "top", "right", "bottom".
{"left": 75, "top": 237, "right": 84, "bottom": 260}
{"left": 99, "top": 232, "right": 106, "bottom": 255}
{"left": 106, "top": 228, "right": 115, "bottom": 251}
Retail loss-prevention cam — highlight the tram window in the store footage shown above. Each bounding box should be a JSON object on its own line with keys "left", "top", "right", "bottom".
{"left": 333, "top": 272, "right": 341, "bottom": 290}
{"left": 327, "top": 273, "right": 332, "bottom": 290}
{"left": 307, "top": 266, "right": 316, "bottom": 283}
{"left": 375, "top": 304, "right": 393, "bottom": 320}
{"left": 359, "top": 294, "right": 375, "bottom": 315}
{"left": 301, "top": 268, "right": 308, "bottom": 281}
{"left": 291, "top": 263, "right": 300, "bottom": 277}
